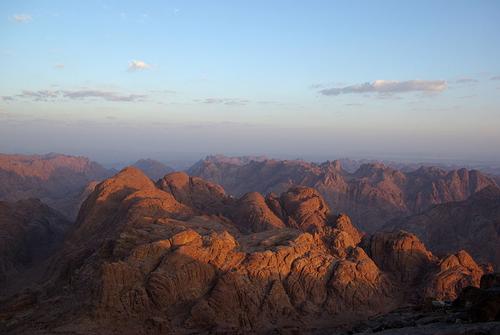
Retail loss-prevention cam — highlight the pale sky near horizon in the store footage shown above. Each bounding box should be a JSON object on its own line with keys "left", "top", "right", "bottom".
{"left": 1, "top": 1, "right": 500, "bottom": 163}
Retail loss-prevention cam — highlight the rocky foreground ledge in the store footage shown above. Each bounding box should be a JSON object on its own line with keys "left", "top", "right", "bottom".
{"left": 347, "top": 272, "right": 500, "bottom": 334}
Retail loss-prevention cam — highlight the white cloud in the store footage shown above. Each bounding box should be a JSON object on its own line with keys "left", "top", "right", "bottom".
{"left": 318, "top": 80, "right": 447, "bottom": 96}
{"left": 491, "top": 75, "right": 500, "bottom": 81}
{"left": 12, "top": 14, "right": 32, "bottom": 23}
{"left": 62, "top": 89, "right": 146, "bottom": 102}
{"left": 5, "top": 89, "right": 147, "bottom": 102}
{"left": 128, "top": 60, "right": 151, "bottom": 71}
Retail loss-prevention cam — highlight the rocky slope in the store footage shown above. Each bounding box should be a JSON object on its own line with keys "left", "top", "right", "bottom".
{"left": 0, "top": 153, "right": 114, "bottom": 219}
{"left": 0, "top": 168, "right": 490, "bottom": 334}
{"left": 132, "top": 159, "right": 174, "bottom": 180}
{"left": 188, "top": 156, "right": 498, "bottom": 231}
{"left": 0, "top": 199, "right": 71, "bottom": 294}
{"left": 385, "top": 185, "right": 500, "bottom": 270}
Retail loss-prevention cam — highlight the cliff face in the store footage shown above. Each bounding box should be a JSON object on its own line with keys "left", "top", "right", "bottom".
{"left": 0, "top": 168, "right": 485, "bottom": 334}
{"left": 189, "top": 156, "right": 497, "bottom": 231}
{"left": 385, "top": 185, "right": 500, "bottom": 270}
{"left": 0, "top": 153, "right": 114, "bottom": 219}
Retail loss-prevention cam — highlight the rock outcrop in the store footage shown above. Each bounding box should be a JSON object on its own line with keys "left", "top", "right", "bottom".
{"left": 0, "top": 168, "right": 487, "bottom": 334}
{"left": 350, "top": 272, "right": 500, "bottom": 334}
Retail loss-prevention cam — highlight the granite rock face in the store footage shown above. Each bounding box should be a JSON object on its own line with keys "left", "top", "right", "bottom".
{"left": 0, "top": 168, "right": 490, "bottom": 334}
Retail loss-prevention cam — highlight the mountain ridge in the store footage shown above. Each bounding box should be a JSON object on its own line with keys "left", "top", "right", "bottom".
{"left": 188, "top": 155, "right": 498, "bottom": 231}
{"left": 0, "top": 167, "right": 489, "bottom": 334}
{"left": 0, "top": 153, "right": 114, "bottom": 219}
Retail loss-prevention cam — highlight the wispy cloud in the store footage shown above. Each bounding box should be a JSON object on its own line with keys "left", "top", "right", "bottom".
{"left": 62, "top": 90, "right": 146, "bottom": 102}
{"left": 491, "top": 75, "right": 500, "bottom": 81}
{"left": 4, "top": 89, "right": 147, "bottom": 102}
{"left": 195, "top": 98, "right": 249, "bottom": 106}
{"left": 18, "top": 90, "right": 60, "bottom": 101}
{"left": 309, "top": 82, "right": 346, "bottom": 90}
{"left": 11, "top": 14, "right": 32, "bottom": 23}
{"left": 53, "top": 63, "right": 65, "bottom": 69}
{"left": 456, "top": 77, "right": 478, "bottom": 84}
{"left": 318, "top": 80, "right": 447, "bottom": 96}
{"left": 128, "top": 60, "right": 151, "bottom": 71}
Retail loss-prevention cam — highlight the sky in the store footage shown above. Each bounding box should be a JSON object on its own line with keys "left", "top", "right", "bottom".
{"left": 1, "top": 0, "right": 500, "bottom": 164}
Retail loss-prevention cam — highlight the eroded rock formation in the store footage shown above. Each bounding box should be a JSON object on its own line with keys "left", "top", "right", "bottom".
{"left": 0, "top": 168, "right": 488, "bottom": 334}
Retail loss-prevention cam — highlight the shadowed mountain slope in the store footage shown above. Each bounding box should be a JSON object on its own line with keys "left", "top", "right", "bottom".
{"left": 0, "top": 199, "right": 71, "bottom": 295}
{"left": 385, "top": 185, "right": 500, "bottom": 270}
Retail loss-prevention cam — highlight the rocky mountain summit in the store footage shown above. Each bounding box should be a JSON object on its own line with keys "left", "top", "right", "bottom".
{"left": 0, "top": 168, "right": 493, "bottom": 334}
{"left": 189, "top": 156, "right": 498, "bottom": 231}
{"left": 0, "top": 153, "right": 114, "bottom": 219}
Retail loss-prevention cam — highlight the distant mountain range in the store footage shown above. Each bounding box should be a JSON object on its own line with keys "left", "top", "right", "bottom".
{"left": 189, "top": 155, "right": 498, "bottom": 232}
{"left": 0, "top": 153, "right": 114, "bottom": 219}
{"left": 0, "top": 154, "right": 177, "bottom": 220}
{"left": 132, "top": 158, "right": 174, "bottom": 180}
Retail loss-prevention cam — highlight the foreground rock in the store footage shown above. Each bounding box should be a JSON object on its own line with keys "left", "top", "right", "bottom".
{"left": 0, "top": 168, "right": 491, "bottom": 334}
{"left": 350, "top": 306, "right": 500, "bottom": 335}
{"left": 350, "top": 272, "right": 500, "bottom": 334}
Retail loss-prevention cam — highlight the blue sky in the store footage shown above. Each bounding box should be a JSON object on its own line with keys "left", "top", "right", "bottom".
{"left": 1, "top": 1, "right": 500, "bottom": 163}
